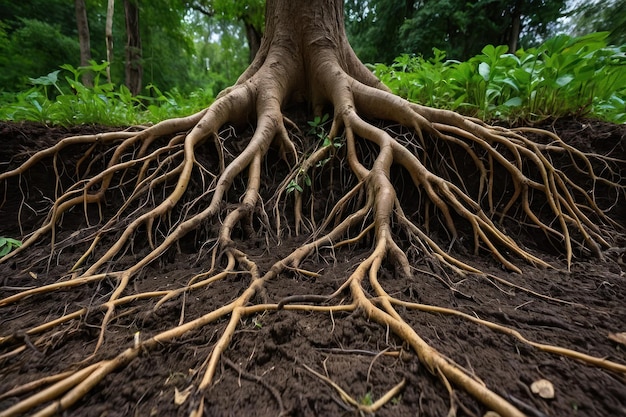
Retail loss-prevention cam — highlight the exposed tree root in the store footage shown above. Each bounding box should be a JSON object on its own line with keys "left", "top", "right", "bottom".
{"left": 1, "top": 3, "right": 625, "bottom": 415}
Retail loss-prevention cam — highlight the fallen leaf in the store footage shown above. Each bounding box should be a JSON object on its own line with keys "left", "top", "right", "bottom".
{"left": 174, "top": 386, "right": 192, "bottom": 405}
{"left": 608, "top": 332, "right": 626, "bottom": 346}
{"left": 531, "top": 379, "right": 555, "bottom": 399}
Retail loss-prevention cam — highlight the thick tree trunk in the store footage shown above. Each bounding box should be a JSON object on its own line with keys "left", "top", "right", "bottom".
{"left": 74, "top": 0, "right": 93, "bottom": 87}
{"left": 124, "top": 0, "right": 143, "bottom": 95}
{"left": 238, "top": 0, "right": 385, "bottom": 112}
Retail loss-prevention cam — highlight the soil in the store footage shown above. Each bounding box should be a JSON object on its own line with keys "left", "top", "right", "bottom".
{"left": 0, "top": 118, "right": 625, "bottom": 417}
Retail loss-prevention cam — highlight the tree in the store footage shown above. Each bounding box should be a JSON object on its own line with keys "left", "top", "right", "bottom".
{"left": 570, "top": 0, "right": 626, "bottom": 46}
{"left": 123, "top": 0, "right": 142, "bottom": 94}
{"left": 187, "top": 0, "right": 265, "bottom": 62}
{"left": 74, "top": 0, "right": 93, "bottom": 87}
{"left": 105, "top": 0, "right": 115, "bottom": 83}
{"left": 0, "top": 1, "right": 624, "bottom": 416}
{"left": 346, "top": 0, "right": 566, "bottom": 63}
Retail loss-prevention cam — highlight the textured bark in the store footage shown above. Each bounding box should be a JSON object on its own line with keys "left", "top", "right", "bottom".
{"left": 105, "top": 0, "right": 115, "bottom": 83}
{"left": 237, "top": 0, "right": 386, "bottom": 109}
{"left": 74, "top": 0, "right": 93, "bottom": 87}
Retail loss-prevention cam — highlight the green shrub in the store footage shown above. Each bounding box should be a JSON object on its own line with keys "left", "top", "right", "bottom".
{"left": 374, "top": 32, "right": 626, "bottom": 123}
{"left": 0, "top": 61, "right": 215, "bottom": 126}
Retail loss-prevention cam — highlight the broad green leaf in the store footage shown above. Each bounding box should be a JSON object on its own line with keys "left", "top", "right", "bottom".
{"left": 555, "top": 75, "right": 574, "bottom": 87}
{"left": 478, "top": 62, "right": 490, "bottom": 81}
{"left": 503, "top": 97, "right": 522, "bottom": 107}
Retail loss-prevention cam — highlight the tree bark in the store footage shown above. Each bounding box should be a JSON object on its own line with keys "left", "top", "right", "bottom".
{"left": 105, "top": 0, "right": 115, "bottom": 84}
{"left": 244, "top": 22, "right": 262, "bottom": 63}
{"left": 74, "top": 0, "right": 93, "bottom": 87}
{"left": 238, "top": 0, "right": 384, "bottom": 111}
{"left": 507, "top": 1, "right": 522, "bottom": 52}
{"left": 124, "top": 0, "right": 143, "bottom": 95}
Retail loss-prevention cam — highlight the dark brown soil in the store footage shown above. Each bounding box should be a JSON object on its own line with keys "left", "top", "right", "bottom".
{"left": 0, "top": 119, "right": 625, "bottom": 417}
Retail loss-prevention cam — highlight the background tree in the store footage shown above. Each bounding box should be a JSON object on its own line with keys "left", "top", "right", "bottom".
{"left": 346, "top": 0, "right": 567, "bottom": 63}
{"left": 186, "top": 0, "right": 265, "bottom": 61}
{"left": 569, "top": 0, "right": 626, "bottom": 45}
{"left": 123, "top": 0, "right": 142, "bottom": 95}
{"left": 1, "top": 1, "right": 623, "bottom": 417}
{"left": 0, "top": 0, "right": 202, "bottom": 93}
{"left": 74, "top": 0, "right": 93, "bottom": 87}
{"left": 105, "top": 0, "right": 115, "bottom": 83}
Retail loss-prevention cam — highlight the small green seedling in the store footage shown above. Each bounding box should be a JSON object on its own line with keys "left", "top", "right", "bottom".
{"left": 360, "top": 391, "right": 374, "bottom": 406}
{"left": 0, "top": 237, "right": 22, "bottom": 257}
{"left": 286, "top": 169, "right": 311, "bottom": 194}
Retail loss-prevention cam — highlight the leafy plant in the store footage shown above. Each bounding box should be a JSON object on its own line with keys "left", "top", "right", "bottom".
{"left": 359, "top": 391, "right": 374, "bottom": 406}
{"left": 286, "top": 169, "right": 311, "bottom": 194}
{"left": 0, "top": 237, "right": 22, "bottom": 257}
{"left": 0, "top": 61, "right": 215, "bottom": 126}
{"left": 308, "top": 113, "right": 330, "bottom": 139}
{"left": 374, "top": 32, "right": 626, "bottom": 123}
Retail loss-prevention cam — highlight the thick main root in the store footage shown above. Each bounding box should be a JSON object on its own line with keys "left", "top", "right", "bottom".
{"left": 1, "top": 57, "right": 624, "bottom": 417}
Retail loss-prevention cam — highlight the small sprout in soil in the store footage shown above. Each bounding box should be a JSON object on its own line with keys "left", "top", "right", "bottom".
{"left": 0, "top": 237, "right": 22, "bottom": 257}
{"left": 360, "top": 391, "right": 374, "bottom": 406}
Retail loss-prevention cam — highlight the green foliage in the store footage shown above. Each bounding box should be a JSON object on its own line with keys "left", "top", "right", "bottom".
{"left": 189, "top": 0, "right": 265, "bottom": 33}
{"left": 286, "top": 168, "right": 311, "bottom": 194}
{"left": 308, "top": 114, "right": 342, "bottom": 149}
{"left": 570, "top": 0, "right": 626, "bottom": 46}
{"left": 374, "top": 33, "right": 626, "bottom": 123}
{"left": 0, "top": 237, "right": 21, "bottom": 257}
{"left": 346, "top": 0, "right": 567, "bottom": 64}
{"left": 359, "top": 391, "right": 374, "bottom": 406}
{"left": 0, "top": 19, "right": 80, "bottom": 91}
{"left": 0, "top": 62, "right": 214, "bottom": 126}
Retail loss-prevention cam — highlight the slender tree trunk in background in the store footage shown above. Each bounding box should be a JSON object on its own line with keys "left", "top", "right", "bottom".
{"left": 124, "top": 0, "right": 142, "bottom": 95}
{"left": 508, "top": 1, "right": 522, "bottom": 52}
{"left": 105, "top": 0, "right": 115, "bottom": 84}
{"left": 244, "top": 22, "right": 262, "bottom": 63}
{"left": 74, "top": 0, "right": 93, "bottom": 87}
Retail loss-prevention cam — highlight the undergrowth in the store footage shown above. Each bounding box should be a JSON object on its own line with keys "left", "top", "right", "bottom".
{"left": 373, "top": 32, "right": 626, "bottom": 123}
{"left": 0, "top": 61, "right": 214, "bottom": 126}
{"left": 0, "top": 33, "right": 624, "bottom": 126}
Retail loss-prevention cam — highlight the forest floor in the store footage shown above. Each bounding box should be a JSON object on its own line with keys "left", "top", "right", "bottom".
{"left": 0, "top": 118, "right": 625, "bottom": 417}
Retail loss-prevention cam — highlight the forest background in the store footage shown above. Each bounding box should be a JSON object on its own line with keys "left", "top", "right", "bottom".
{"left": 0, "top": 0, "right": 624, "bottom": 125}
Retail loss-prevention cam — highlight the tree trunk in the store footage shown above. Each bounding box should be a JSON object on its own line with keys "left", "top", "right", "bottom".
{"left": 74, "top": 0, "right": 93, "bottom": 87}
{"left": 503, "top": 1, "right": 522, "bottom": 54}
{"left": 244, "top": 22, "right": 262, "bottom": 63}
{"left": 124, "top": 0, "right": 142, "bottom": 95}
{"left": 508, "top": 1, "right": 522, "bottom": 52}
{"left": 236, "top": 0, "right": 385, "bottom": 112}
{"left": 105, "top": 0, "right": 115, "bottom": 84}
